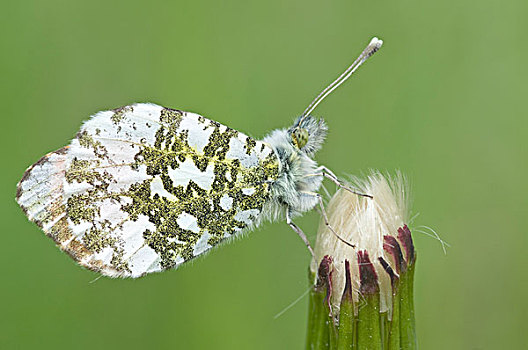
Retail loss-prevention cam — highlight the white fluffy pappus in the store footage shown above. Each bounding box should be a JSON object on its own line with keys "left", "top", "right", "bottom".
{"left": 310, "top": 171, "right": 410, "bottom": 314}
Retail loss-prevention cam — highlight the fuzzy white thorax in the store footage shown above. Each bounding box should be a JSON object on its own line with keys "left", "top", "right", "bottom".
{"left": 310, "top": 172, "right": 409, "bottom": 313}
{"left": 261, "top": 115, "right": 327, "bottom": 218}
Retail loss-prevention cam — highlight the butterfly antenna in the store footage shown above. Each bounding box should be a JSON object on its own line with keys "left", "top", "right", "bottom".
{"left": 300, "top": 37, "right": 383, "bottom": 120}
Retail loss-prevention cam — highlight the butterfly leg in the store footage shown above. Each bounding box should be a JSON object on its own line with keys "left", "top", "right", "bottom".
{"left": 315, "top": 166, "right": 373, "bottom": 198}
{"left": 301, "top": 191, "right": 356, "bottom": 249}
{"left": 286, "top": 209, "right": 315, "bottom": 258}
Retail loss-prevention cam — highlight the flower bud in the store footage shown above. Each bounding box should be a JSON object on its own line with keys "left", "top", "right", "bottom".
{"left": 306, "top": 172, "right": 417, "bottom": 349}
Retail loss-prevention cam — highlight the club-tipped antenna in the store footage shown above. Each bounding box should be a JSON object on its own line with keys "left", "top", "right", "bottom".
{"left": 299, "top": 37, "right": 383, "bottom": 121}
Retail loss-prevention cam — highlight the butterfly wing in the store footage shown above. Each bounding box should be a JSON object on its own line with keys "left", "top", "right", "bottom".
{"left": 17, "top": 103, "right": 280, "bottom": 278}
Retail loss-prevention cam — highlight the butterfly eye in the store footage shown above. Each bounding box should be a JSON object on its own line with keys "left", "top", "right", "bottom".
{"left": 292, "top": 128, "right": 309, "bottom": 149}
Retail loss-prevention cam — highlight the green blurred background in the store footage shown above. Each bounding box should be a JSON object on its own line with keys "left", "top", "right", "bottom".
{"left": 1, "top": 0, "right": 526, "bottom": 349}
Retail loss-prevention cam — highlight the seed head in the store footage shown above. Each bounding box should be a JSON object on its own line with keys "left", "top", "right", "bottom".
{"left": 310, "top": 171, "right": 411, "bottom": 314}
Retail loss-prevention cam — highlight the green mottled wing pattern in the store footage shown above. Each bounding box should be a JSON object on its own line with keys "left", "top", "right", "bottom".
{"left": 16, "top": 103, "right": 279, "bottom": 277}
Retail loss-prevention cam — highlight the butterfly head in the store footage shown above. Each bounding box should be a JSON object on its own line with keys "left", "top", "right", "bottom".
{"left": 289, "top": 115, "right": 327, "bottom": 156}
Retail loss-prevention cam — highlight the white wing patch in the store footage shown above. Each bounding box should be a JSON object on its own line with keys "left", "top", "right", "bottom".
{"left": 167, "top": 158, "right": 215, "bottom": 190}
{"left": 17, "top": 103, "right": 279, "bottom": 278}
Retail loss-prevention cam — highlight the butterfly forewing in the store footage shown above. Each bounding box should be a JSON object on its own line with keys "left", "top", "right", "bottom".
{"left": 17, "top": 103, "right": 280, "bottom": 277}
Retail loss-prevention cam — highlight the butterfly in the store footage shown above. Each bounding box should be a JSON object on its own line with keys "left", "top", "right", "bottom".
{"left": 16, "top": 37, "right": 382, "bottom": 277}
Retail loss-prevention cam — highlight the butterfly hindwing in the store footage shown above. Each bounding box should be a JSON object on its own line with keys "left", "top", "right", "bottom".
{"left": 17, "top": 103, "right": 280, "bottom": 277}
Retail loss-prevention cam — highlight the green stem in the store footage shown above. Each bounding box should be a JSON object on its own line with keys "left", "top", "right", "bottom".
{"left": 337, "top": 260, "right": 356, "bottom": 350}
{"left": 328, "top": 306, "right": 338, "bottom": 350}
{"left": 337, "top": 300, "right": 355, "bottom": 350}
{"left": 357, "top": 251, "right": 382, "bottom": 350}
{"left": 356, "top": 293, "right": 382, "bottom": 350}
{"left": 380, "top": 311, "right": 390, "bottom": 350}
{"left": 399, "top": 258, "right": 417, "bottom": 349}
{"left": 306, "top": 274, "right": 330, "bottom": 349}
{"left": 306, "top": 256, "right": 335, "bottom": 350}
{"left": 388, "top": 284, "right": 400, "bottom": 350}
